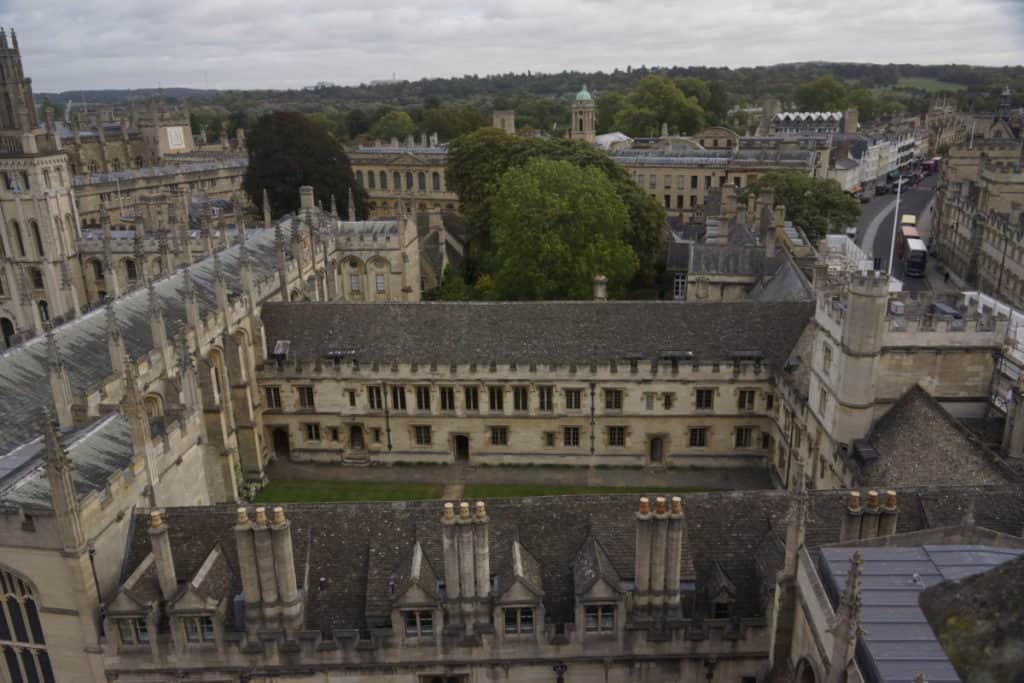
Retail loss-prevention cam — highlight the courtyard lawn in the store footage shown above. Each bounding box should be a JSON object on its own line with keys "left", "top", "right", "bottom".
{"left": 461, "top": 483, "right": 697, "bottom": 498}
{"left": 254, "top": 480, "right": 444, "bottom": 503}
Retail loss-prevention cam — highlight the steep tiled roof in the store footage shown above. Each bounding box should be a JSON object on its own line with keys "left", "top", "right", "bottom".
{"left": 117, "top": 485, "right": 1024, "bottom": 634}
{"left": 261, "top": 300, "right": 815, "bottom": 371}
{"left": 863, "top": 385, "right": 1018, "bottom": 488}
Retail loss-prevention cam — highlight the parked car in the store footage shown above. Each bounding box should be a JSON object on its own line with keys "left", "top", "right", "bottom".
{"left": 875, "top": 185, "right": 889, "bottom": 195}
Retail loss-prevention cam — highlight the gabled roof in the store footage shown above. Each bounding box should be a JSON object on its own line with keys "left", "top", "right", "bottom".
{"left": 573, "top": 533, "right": 621, "bottom": 596}
{"left": 389, "top": 541, "right": 440, "bottom": 604}
{"left": 862, "top": 385, "right": 1017, "bottom": 488}
{"left": 495, "top": 539, "right": 544, "bottom": 599}
{"left": 706, "top": 561, "right": 737, "bottom": 603}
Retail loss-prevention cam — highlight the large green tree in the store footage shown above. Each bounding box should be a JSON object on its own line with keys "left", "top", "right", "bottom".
{"left": 369, "top": 110, "right": 416, "bottom": 140}
{"left": 242, "top": 112, "right": 367, "bottom": 219}
{"left": 613, "top": 75, "right": 705, "bottom": 136}
{"left": 744, "top": 172, "right": 860, "bottom": 243}
{"left": 793, "top": 76, "right": 848, "bottom": 111}
{"left": 490, "top": 159, "right": 638, "bottom": 299}
{"left": 446, "top": 128, "right": 665, "bottom": 284}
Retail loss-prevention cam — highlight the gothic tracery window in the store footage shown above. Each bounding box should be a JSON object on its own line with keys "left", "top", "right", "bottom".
{"left": 0, "top": 569, "right": 54, "bottom": 683}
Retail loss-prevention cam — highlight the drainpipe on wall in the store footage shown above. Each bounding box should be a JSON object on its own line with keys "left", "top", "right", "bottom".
{"left": 382, "top": 381, "right": 392, "bottom": 452}
{"left": 589, "top": 382, "right": 596, "bottom": 457}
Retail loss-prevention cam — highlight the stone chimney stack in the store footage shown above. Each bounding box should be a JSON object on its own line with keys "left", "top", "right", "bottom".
{"left": 593, "top": 275, "right": 608, "bottom": 301}
{"left": 148, "top": 510, "right": 178, "bottom": 601}
{"left": 860, "top": 490, "right": 881, "bottom": 539}
{"left": 473, "top": 502, "right": 490, "bottom": 597}
{"left": 441, "top": 502, "right": 462, "bottom": 606}
{"left": 665, "top": 496, "right": 684, "bottom": 610}
{"left": 271, "top": 506, "right": 302, "bottom": 631}
{"left": 233, "top": 507, "right": 262, "bottom": 631}
{"left": 839, "top": 491, "right": 863, "bottom": 542}
{"left": 649, "top": 497, "right": 669, "bottom": 609}
{"left": 252, "top": 506, "right": 281, "bottom": 626}
{"left": 457, "top": 502, "right": 477, "bottom": 621}
{"left": 877, "top": 490, "right": 899, "bottom": 537}
{"left": 633, "top": 497, "right": 652, "bottom": 611}
{"left": 299, "top": 185, "right": 315, "bottom": 211}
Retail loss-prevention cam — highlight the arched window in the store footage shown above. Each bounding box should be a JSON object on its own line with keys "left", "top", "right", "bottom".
{"left": 89, "top": 260, "right": 103, "bottom": 280}
{"left": 30, "top": 222, "right": 44, "bottom": 257}
{"left": 11, "top": 221, "right": 25, "bottom": 257}
{"left": 29, "top": 269, "right": 44, "bottom": 291}
{"left": 405, "top": 171, "right": 413, "bottom": 189}
{"left": 0, "top": 569, "right": 54, "bottom": 683}
{"left": 88, "top": 161, "right": 98, "bottom": 173}
{"left": 417, "top": 172, "right": 426, "bottom": 192}
{"left": 42, "top": 170, "right": 51, "bottom": 190}
{"left": 367, "top": 172, "right": 375, "bottom": 189}
{"left": 432, "top": 172, "right": 441, "bottom": 192}
{"left": 37, "top": 301, "right": 49, "bottom": 323}
{"left": 0, "top": 274, "right": 5, "bottom": 296}
{"left": 19, "top": 172, "right": 29, "bottom": 191}
{"left": 355, "top": 170, "right": 363, "bottom": 186}
{"left": 378, "top": 171, "right": 387, "bottom": 190}
{"left": 111, "top": 159, "right": 121, "bottom": 172}
{"left": 393, "top": 171, "right": 401, "bottom": 190}
{"left": 0, "top": 318, "right": 14, "bottom": 350}
{"left": 124, "top": 259, "right": 138, "bottom": 282}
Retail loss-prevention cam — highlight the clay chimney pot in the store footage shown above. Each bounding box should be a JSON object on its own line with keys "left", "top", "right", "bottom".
{"left": 254, "top": 506, "right": 268, "bottom": 526}
{"left": 885, "top": 490, "right": 897, "bottom": 510}
{"left": 236, "top": 507, "right": 249, "bottom": 525}
{"left": 847, "top": 491, "right": 862, "bottom": 511}
{"left": 273, "top": 506, "right": 286, "bottom": 525}
{"left": 443, "top": 502, "right": 455, "bottom": 519}
{"left": 671, "top": 496, "right": 683, "bottom": 514}
{"left": 866, "top": 490, "right": 879, "bottom": 510}
{"left": 459, "top": 502, "right": 471, "bottom": 519}
{"left": 149, "top": 510, "right": 164, "bottom": 529}
{"left": 638, "top": 496, "right": 650, "bottom": 515}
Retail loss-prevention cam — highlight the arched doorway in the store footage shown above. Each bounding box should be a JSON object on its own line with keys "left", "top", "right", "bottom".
{"left": 454, "top": 435, "right": 469, "bottom": 462}
{"left": 271, "top": 428, "right": 290, "bottom": 458}
{"left": 794, "top": 658, "right": 818, "bottom": 683}
{"left": 0, "top": 318, "right": 14, "bottom": 349}
{"left": 349, "top": 425, "right": 365, "bottom": 450}
{"left": 649, "top": 437, "right": 664, "bottom": 464}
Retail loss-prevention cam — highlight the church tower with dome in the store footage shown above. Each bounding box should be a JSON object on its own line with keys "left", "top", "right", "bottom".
{"left": 570, "top": 84, "right": 596, "bottom": 143}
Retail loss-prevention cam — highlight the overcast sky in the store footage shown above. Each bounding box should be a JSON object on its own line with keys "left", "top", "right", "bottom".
{"left": 4, "top": 0, "right": 1023, "bottom": 92}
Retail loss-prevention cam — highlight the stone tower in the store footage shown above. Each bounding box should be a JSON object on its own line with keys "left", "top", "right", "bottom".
{"left": 0, "top": 27, "right": 83, "bottom": 349}
{"left": 570, "top": 85, "right": 596, "bottom": 144}
{"left": 813, "top": 271, "right": 889, "bottom": 445}
{"left": 492, "top": 110, "right": 516, "bottom": 135}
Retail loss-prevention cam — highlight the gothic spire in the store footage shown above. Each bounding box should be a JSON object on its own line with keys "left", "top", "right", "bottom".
{"left": 330, "top": 194, "right": 338, "bottom": 219}
{"left": 827, "top": 552, "right": 864, "bottom": 683}
{"left": 347, "top": 186, "right": 356, "bottom": 221}
{"left": 262, "top": 188, "right": 272, "bottom": 229}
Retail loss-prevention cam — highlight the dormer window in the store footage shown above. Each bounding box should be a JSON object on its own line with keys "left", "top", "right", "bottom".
{"left": 182, "top": 615, "right": 215, "bottom": 643}
{"left": 117, "top": 618, "right": 149, "bottom": 645}
{"left": 403, "top": 610, "right": 433, "bottom": 638}
{"left": 584, "top": 604, "right": 615, "bottom": 633}
{"left": 503, "top": 607, "right": 534, "bottom": 635}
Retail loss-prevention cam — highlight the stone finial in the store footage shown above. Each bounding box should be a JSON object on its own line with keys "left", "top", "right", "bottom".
{"left": 443, "top": 501, "right": 455, "bottom": 520}
{"left": 104, "top": 303, "right": 120, "bottom": 339}
{"left": 40, "top": 408, "right": 68, "bottom": 468}
{"left": 458, "top": 501, "right": 471, "bottom": 519}
{"left": 147, "top": 281, "right": 160, "bottom": 320}
{"left": 236, "top": 507, "right": 250, "bottom": 525}
{"left": 149, "top": 510, "right": 165, "bottom": 529}
{"left": 254, "top": 506, "right": 268, "bottom": 526}
{"left": 45, "top": 326, "right": 61, "bottom": 371}
{"left": 273, "top": 506, "right": 286, "bottom": 525}
{"left": 330, "top": 194, "right": 338, "bottom": 218}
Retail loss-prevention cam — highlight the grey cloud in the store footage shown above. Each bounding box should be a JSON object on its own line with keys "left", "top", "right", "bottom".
{"left": 2, "top": 0, "right": 1021, "bottom": 92}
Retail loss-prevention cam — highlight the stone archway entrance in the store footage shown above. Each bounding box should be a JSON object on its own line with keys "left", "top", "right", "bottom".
{"left": 454, "top": 435, "right": 469, "bottom": 462}
{"left": 271, "top": 428, "right": 290, "bottom": 459}
{"left": 349, "top": 425, "right": 365, "bottom": 450}
{"left": 649, "top": 437, "right": 664, "bottom": 464}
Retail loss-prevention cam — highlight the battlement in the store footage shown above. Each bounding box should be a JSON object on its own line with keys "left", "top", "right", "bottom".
{"left": 848, "top": 270, "right": 890, "bottom": 296}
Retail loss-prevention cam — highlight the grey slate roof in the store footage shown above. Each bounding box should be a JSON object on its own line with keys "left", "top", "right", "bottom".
{"left": 260, "top": 300, "right": 815, "bottom": 370}
{"left": 919, "top": 554, "right": 1024, "bottom": 683}
{"left": 820, "top": 545, "right": 1024, "bottom": 683}
{"left": 117, "top": 485, "right": 1024, "bottom": 634}
{"left": 862, "top": 385, "right": 1017, "bottom": 488}
{"left": 0, "top": 217, "right": 325, "bottom": 507}
{"left": 748, "top": 256, "right": 815, "bottom": 303}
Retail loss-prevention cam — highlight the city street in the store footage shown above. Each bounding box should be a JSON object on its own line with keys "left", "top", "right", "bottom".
{"left": 851, "top": 175, "right": 938, "bottom": 292}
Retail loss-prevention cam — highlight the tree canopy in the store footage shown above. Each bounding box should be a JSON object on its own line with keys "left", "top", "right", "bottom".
{"left": 490, "top": 159, "right": 638, "bottom": 300}
{"left": 368, "top": 110, "right": 416, "bottom": 140}
{"left": 744, "top": 172, "right": 860, "bottom": 243}
{"left": 792, "top": 76, "right": 849, "bottom": 111}
{"left": 242, "top": 112, "right": 367, "bottom": 219}
{"left": 446, "top": 128, "right": 665, "bottom": 284}
{"left": 613, "top": 75, "right": 705, "bottom": 136}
